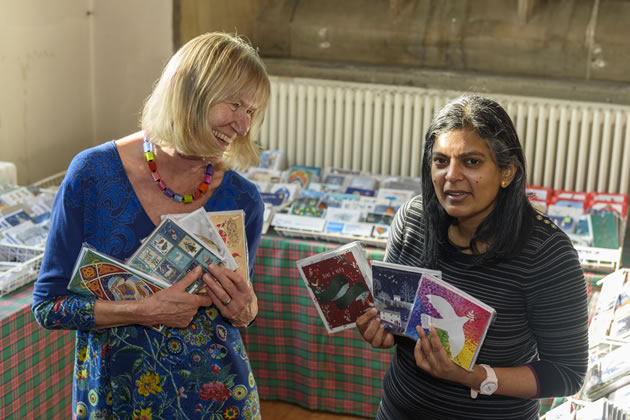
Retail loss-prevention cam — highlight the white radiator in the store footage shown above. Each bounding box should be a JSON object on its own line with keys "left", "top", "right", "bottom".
{"left": 259, "top": 76, "right": 630, "bottom": 195}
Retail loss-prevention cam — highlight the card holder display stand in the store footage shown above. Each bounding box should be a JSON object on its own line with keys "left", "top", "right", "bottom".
{"left": 0, "top": 171, "right": 65, "bottom": 296}
{"left": 273, "top": 226, "right": 387, "bottom": 249}
{"left": 0, "top": 243, "right": 44, "bottom": 296}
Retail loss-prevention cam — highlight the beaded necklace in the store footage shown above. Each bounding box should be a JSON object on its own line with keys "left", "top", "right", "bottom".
{"left": 143, "top": 137, "right": 214, "bottom": 203}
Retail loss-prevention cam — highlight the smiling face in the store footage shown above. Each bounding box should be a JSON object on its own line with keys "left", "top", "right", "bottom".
{"left": 431, "top": 128, "right": 514, "bottom": 229}
{"left": 207, "top": 93, "right": 257, "bottom": 153}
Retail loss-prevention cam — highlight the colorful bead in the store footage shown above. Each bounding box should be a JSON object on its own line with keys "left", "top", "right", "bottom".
{"left": 144, "top": 138, "right": 213, "bottom": 204}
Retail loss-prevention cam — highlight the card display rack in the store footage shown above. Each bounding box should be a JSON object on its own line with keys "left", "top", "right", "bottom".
{"left": 0, "top": 243, "right": 44, "bottom": 296}
{"left": 0, "top": 170, "right": 65, "bottom": 296}
{"left": 273, "top": 226, "right": 387, "bottom": 249}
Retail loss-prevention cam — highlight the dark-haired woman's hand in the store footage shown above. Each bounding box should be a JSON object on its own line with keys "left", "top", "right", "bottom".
{"left": 356, "top": 308, "right": 395, "bottom": 349}
{"left": 414, "top": 325, "right": 468, "bottom": 383}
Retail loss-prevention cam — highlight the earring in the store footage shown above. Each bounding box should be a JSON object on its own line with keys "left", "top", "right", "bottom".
{"left": 501, "top": 180, "right": 507, "bottom": 188}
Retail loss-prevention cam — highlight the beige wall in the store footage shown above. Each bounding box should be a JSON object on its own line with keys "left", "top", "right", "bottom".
{"left": 0, "top": 1, "right": 92, "bottom": 185}
{"left": 0, "top": 0, "right": 173, "bottom": 185}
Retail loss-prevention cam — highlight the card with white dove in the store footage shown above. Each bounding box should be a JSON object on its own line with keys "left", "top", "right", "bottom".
{"left": 404, "top": 273, "right": 496, "bottom": 371}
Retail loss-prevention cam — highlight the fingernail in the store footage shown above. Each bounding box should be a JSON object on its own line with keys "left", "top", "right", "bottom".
{"left": 195, "top": 265, "right": 202, "bottom": 273}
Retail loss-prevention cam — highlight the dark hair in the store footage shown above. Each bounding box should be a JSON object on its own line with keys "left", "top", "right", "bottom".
{"left": 420, "top": 95, "right": 535, "bottom": 267}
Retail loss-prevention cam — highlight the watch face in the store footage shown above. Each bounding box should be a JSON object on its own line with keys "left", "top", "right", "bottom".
{"left": 481, "top": 383, "right": 497, "bottom": 394}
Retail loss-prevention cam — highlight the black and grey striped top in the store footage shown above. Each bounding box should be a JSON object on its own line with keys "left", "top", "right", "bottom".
{"left": 378, "top": 195, "right": 589, "bottom": 420}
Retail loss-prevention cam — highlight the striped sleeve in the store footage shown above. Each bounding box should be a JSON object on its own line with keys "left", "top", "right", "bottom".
{"left": 524, "top": 229, "right": 589, "bottom": 397}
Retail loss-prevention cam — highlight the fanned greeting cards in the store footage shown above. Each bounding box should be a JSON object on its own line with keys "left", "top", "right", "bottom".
{"left": 68, "top": 245, "right": 171, "bottom": 332}
{"left": 208, "top": 210, "right": 249, "bottom": 282}
{"left": 371, "top": 261, "right": 442, "bottom": 335}
{"left": 127, "top": 217, "right": 224, "bottom": 292}
{"left": 296, "top": 241, "right": 374, "bottom": 334}
{"left": 404, "top": 273, "right": 496, "bottom": 371}
{"left": 68, "top": 245, "right": 169, "bottom": 300}
{"left": 164, "top": 208, "right": 238, "bottom": 271}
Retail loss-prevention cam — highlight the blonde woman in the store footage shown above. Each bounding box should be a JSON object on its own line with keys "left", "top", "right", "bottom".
{"left": 33, "top": 32, "right": 270, "bottom": 419}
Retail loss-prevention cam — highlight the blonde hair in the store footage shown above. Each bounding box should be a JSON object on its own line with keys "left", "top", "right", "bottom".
{"left": 141, "top": 32, "right": 271, "bottom": 170}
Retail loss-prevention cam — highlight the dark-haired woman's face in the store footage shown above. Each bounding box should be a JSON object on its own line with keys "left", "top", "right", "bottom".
{"left": 431, "top": 128, "right": 512, "bottom": 228}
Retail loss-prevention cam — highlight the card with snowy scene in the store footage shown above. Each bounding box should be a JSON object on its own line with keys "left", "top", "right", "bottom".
{"left": 371, "top": 260, "right": 441, "bottom": 335}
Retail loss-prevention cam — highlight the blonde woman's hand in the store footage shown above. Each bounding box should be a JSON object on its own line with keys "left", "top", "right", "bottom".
{"left": 201, "top": 263, "right": 257, "bottom": 327}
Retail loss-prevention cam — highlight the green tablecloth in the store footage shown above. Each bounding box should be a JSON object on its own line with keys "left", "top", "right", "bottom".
{"left": 241, "top": 234, "right": 393, "bottom": 418}
{"left": 0, "top": 285, "right": 75, "bottom": 420}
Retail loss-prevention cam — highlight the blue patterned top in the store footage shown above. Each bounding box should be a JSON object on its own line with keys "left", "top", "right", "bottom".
{"left": 32, "top": 141, "right": 264, "bottom": 420}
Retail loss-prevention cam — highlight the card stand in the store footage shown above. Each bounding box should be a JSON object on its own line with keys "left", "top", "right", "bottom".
{"left": 539, "top": 397, "right": 629, "bottom": 420}
{"left": 0, "top": 243, "right": 44, "bottom": 296}
{"left": 30, "top": 170, "right": 66, "bottom": 192}
{"left": 272, "top": 226, "right": 387, "bottom": 249}
{"left": 575, "top": 245, "right": 622, "bottom": 273}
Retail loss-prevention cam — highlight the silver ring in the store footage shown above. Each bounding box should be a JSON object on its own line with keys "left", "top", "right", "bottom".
{"left": 223, "top": 296, "right": 232, "bottom": 305}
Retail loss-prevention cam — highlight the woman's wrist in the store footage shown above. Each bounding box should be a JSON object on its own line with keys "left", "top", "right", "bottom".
{"left": 228, "top": 294, "right": 258, "bottom": 327}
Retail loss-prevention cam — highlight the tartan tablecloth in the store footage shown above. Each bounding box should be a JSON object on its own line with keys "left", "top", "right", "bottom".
{"left": 0, "top": 284, "right": 75, "bottom": 420}
{"left": 0, "top": 234, "right": 615, "bottom": 420}
{"left": 242, "top": 234, "right": 393, "bottom": 418}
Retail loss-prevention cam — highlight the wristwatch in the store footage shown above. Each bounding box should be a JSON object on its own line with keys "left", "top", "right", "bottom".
{"left": 470, "top": 364, "right": 498, "bottom": 398}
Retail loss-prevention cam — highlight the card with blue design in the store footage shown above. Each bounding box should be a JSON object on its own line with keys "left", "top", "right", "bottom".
{"left": 296, "top": 241, "right": 374, "bottom": 334}
{"left": 127, "top": 217, "right": 224, "bottom": 292}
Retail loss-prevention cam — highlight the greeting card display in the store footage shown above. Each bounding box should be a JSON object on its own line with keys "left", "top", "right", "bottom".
{"left": 127, "top": 217, "right": 223, "bottom": 292}
{"left": 296, "top": 241, "right": 373, "bottom": 334}
{"left": 371, "top": 260, "right": 442, "bottom": 335}
{"left": 404, "top": 273, "right": 496, "bottom": 371}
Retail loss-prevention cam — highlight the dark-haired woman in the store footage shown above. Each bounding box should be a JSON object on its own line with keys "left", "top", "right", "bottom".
{"left": 357, "top": 95, "right": 588, "bottom": 419}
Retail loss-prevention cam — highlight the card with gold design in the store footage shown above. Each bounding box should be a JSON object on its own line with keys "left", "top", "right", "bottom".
{"left": 207, "top": 210, "right": 249, "bottom": 282}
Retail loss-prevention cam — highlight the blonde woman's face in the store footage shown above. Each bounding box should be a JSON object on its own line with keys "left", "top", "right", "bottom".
{"left": 207, "top": 92, "right": 256, "bottom": 152}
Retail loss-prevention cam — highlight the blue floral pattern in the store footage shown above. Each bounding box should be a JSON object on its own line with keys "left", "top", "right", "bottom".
{"left": 32, "top": 141, "right": 264, "bottom": 419}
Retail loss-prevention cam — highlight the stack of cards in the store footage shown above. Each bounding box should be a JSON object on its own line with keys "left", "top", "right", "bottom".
{"left": 372, "top": 260, "right": 496, "bottom": 371}
{"left": 296, "top": 241, "right": 374, "bottom": 334}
